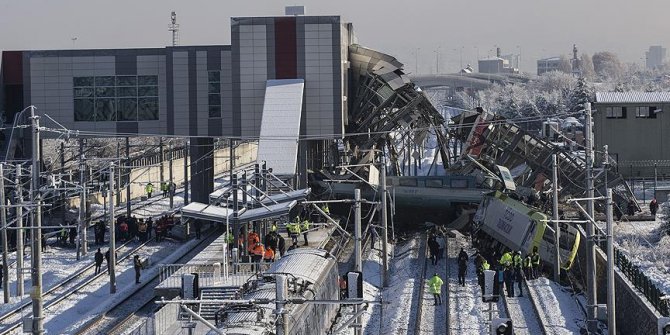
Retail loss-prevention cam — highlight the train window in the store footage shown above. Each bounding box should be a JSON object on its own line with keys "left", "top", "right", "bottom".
{"left": 399, "top": 178, "right": 418, "bottom": 187}
{"left": 450, "top": 179, "right": 469, "bottom": 188}
{"left": 425, "top": 178, "right": 443, "bottom": 188}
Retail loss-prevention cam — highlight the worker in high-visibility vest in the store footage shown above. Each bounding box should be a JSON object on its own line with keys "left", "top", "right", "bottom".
{"left": 270, "top": 221, "right": 278, "bottom": 232}
{"left": 531, "top": 246, "right": 541, "bottom": 279}
{"left": 250, "top": 242, "right": 265, "bottom": 272}
{"left": 301, "top": 219, "right": 310, "bottom": 246}
{"left": 286, "top": 218, "right": 301, "bottom": 244}
{"left": 499, "top": 251, "right": 513, "bottom": 270}
{"left": 145, "top": 182, "right": 154, "bottom": 198}
{"left": 263, "top": 247, "right": 275, "bottom": 262}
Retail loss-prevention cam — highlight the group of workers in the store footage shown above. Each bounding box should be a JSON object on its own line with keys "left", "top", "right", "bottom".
{"left": 475, "top": 246, "right": 541, "bottom": 298}
{"left": 231, "top": 203, "right": 328, "bottom": 272}
{"left": 144, "top": 181, "right": 176, "bottom": 199}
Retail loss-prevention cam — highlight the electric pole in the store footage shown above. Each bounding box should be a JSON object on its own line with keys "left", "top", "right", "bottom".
{"left": 77, "top": 139, "right": 85, "bottom": 260}
{"left": 30, "top": 106, "right": 45, "bottom": 335}
{"left": 606, "top": 188, "right": 616, "bottom": 334}
{"left": 354, "top": 188, "right": 362, "bottom": 335}
{"left": 380, "top": 154, "right": 389, "bottom": 287}
{"left": 552, "top": 154, "right": 560, "bottom": 282}
{"left": 16, "top": 163, "right": 24, "bottom": 296}
{"left": 159, "top": 137, "right": 164, "bottom": 187}
{"left": 1, "top": 163, "right": 9, "bottom": 303}
{"left": 109, "top": 163, "right": 117, "bottom": 294}
{"left": 184, "top": 141, "right": 189, "bottom": 205}
{"left": 169, "top": 141, "right": 174, "bottom": 209}
{"left": 126, "top": 137, "right": 131, "bottom": 218}
{"left": 585, "top": 102, "right": 597, "bottom": 333}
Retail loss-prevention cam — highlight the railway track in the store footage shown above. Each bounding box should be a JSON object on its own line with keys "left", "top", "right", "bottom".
{"left": 411, "top": 232, "right": 429, "bottom": 335}
{"left": 0, "top": 193, "right": 183, "bottom": 335}
{"left": 75, "top": 228, "right": 221, "bottom": 335}
{"left": 0, "top": 237, "right": 153, "bottom": 335}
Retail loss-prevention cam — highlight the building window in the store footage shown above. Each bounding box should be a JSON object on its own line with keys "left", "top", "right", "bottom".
{"left": 73, "top": 75, "right": 159, "bottom": 122}
{"left": 605, "top": 106, "right": 626, "bottom": 119}
{"left": 636, "top": 106, "right": 658, "bottom": 118}
{"left": 208, "top": 71, "right": 221, "bottom": 118}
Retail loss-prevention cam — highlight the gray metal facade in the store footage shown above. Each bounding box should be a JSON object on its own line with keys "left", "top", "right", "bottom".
{"left": 594, "top": 93, "right": 670, "bottom": 177}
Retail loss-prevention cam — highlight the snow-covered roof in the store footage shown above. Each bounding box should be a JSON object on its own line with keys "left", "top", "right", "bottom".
{"left": 595, "top": 91, "right": 670, "bottom": 104}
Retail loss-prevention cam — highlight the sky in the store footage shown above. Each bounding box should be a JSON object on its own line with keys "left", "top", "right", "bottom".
{"left": 1, "top": 0, "right": 668, "bottom": 74}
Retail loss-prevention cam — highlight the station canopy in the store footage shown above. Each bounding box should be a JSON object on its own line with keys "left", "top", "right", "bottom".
{"left": 209, "top": 187, "right": 310, "bottom": 206}
{"left": 181, "top": 200, "right": 297, "bottom": 224}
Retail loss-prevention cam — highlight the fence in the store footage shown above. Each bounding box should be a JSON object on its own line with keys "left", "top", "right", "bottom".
{"left": 597, "top": 240, "right": 670, "bottom": 316}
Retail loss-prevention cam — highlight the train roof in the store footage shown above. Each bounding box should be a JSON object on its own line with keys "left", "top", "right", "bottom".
{"left": 266, "top": 247, "right": 336, "bottom": 284}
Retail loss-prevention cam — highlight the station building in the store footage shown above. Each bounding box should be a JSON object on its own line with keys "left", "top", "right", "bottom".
{"left": 0, "top": 14, "right": 356, "bottom": 202}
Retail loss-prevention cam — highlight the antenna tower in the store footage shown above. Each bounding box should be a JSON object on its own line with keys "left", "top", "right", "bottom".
{"left": 168, "top": 11, "right": 180, "bottom": 47}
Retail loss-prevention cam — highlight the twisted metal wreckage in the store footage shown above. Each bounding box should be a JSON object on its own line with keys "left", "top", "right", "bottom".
{"left": 323, "top": 45, "right": 636, "bottom": 212}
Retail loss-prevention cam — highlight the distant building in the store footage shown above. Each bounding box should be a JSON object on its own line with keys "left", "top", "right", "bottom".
{"left": 537, "top": 57, "right": 561, "bottom": 76}
{"left": 594, "top": 92, "right": 670, "bottom": 177}
{"left": 500, "top": 54, "right": 520, "bottom": 70}
{"left": 478, "top": 47, "right": 518, "bottom": 74}
{"left": 646, "top": 45, "right": 666, "bottom": 70}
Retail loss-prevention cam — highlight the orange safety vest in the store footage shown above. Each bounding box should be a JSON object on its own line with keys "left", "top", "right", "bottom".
{"left": 252, "top": 243, "right": 265, "bottom": 257}
{"left": 263, "top": 248, "right": 275, "bottom": 261}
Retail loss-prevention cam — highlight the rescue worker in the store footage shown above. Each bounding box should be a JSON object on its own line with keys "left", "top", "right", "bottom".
{"left": 94, "top": 248, "right": 104, "bottom": 274}
{"left": 161, "top": 182, "right": 168, "bottom": 198}
{"left": 428, "top": 273, "right": 444, "bottom": 305}
{"left": 531, "top": 246, "right": 540, "bottom": 279}
{"left": 263, "top": 246, "right": 275, "bottom": 262}
{"left": 524, "top": 254, "right": 533, "bottom": 279}
{"left": 251, "top": 242, "right": 265, "bottom": 271}
{"left": 478, "top": 258, "right": 490, "bottom": 290}
{"left": 277, "top": 233, "right": 286, "bottom": 257}
{"left": 138, "top": 220, "right": 148, "bottom": 242}
{"left": 650, "top": 198, "right": 659, "bottom": 217}
{"left": 301, "top": 218, "right": 310, "bottom": 246}
{"left": 270, "top": 221, "right": 278, "bottom": 233}
{"left": 428, "top": 235, "right": 439, "bottom": 265}
{"left": 133, "top": 255, "right": 142, "bottom": 284}
{"left": 145, "top": 182, "right": 154, "bottom": 198}
{"left": 513, "top": 251, "right": 523, "bottom": 297}
{"left": 60, "top": 227, "right": 68, "bottom": 246}
{"left": 286, "top": 219, "right": 301, "bottom": 244}
{"left": 457, "top": 248, "right": 468, "bottom": 286}
{"left": 436, "top": 234, "right": 446, "bottom": 260}
{"left": 504, "top": 265, "right": 515, "bottom": 297}
{"left": 499, "top": 250, "right": 513, "bottom": 270}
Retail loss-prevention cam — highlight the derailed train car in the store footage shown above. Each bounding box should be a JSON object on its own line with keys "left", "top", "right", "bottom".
{"left": 473, "top": 191, "right": 580, "bottom": 270}
{"left": 213, "top": 248, "right": 340, "bottom": 335}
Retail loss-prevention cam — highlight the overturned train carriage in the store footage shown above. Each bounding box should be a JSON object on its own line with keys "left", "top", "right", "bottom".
{"left": 474, "top": 191, "right": 580, "bottom": 270}
{"left": 214, "top": 248, "right": 339, "bottom": 335}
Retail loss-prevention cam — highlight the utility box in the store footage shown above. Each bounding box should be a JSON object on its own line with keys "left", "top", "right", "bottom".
{"left": 596, "top": 304, "right": 607, "bottom": 322}
{"left": 490, "top": 317, "right": 513, "bottom": 334}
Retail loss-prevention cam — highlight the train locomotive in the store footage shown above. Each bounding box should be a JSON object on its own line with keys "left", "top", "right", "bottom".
{"left": 213, "top": 247, "right": 340, "bottom": 335}
{"left": 473, "top": 191, "right": 580, "bottom": 270}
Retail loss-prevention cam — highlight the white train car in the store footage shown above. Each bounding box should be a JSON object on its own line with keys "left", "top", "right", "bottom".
{"left": 474, "top": 191, "right": 580, "bottom": 270}
{"left": 214, "top": 247, "right": 340, "bottom": 335}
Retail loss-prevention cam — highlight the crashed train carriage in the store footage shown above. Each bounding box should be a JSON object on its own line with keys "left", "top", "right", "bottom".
{"left": 473, "top": 191, "right": 580, "bottom": 270}
{"left": 212, "top": 247, "right": 340, "bottom": 335}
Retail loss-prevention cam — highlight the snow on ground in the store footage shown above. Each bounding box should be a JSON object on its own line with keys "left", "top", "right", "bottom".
{"left": 418, "top": 243, "right": 446, "bottom": 335}
{"left": 526, "top": 277, "right": 584, "bottom": 334}
{"left": 606, "top": 186, "right": 670, "bottom": 296}
{"left": 448, "top": 241, "right": 495, "bottom": 334}
{"left": 503, "top": 281, "right": 543, "bottom": 335}
{"left": 361, "top": 238, "right": 419, "bottom": 335}
{"left": 57, "top": 236, "right": 208, "bottom": 334}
